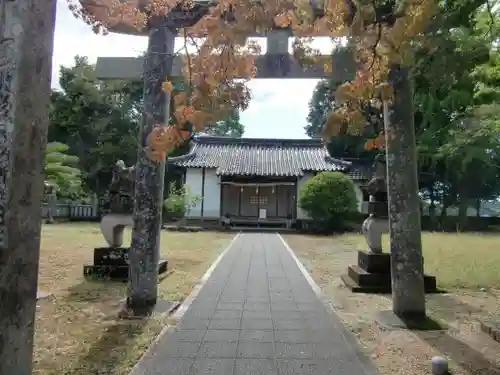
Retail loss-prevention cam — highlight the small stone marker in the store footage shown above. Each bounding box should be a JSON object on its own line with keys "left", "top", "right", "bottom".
{"left": 431, "top": 356, "right": 448, "bottom": 375}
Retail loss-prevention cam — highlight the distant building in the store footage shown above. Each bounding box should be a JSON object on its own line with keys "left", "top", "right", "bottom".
{"left": 169, "top": 136, "right": 373, "bottom": 227}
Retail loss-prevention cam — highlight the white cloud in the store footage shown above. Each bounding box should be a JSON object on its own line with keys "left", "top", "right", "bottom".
{"left": 241, "top": 79, "right": 319, "bottom": 138}
{"left": 52, "top": 0, "right": 329, "bottom": 139}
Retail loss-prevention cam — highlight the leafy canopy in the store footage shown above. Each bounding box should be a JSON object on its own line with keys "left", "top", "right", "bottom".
{"left": 44, "top": 142, "right": 83, "bottom": 197}
{"left": 68, "top": 0, "right": 443, "bottom": 160}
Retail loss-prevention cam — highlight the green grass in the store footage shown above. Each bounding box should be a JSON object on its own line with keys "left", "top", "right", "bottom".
{"left": 326, "top": 232, "right": 500, "bottom": 289}
{"left": 34, "top": 223, "right": 233, "bottom": 375}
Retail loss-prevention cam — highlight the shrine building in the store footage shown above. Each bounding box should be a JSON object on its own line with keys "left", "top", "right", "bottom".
{"left": 169, "top": 136, "right": 373, "bottom": 228}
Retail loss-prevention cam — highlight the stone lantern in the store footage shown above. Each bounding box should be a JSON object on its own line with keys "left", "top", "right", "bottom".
{"left": 341, "top": 153, "right": 437, "bottom": 293}
{"left": 361, "top": 153, "right": 389, "bottom": 254}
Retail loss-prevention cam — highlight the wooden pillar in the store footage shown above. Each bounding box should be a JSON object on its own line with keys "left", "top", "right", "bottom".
{"left": 127, "top": 17, "right": 175, "bottom": 313}
{"left": 0, "top": 0, "right": 56, "bottom": 373}
{"left": 238, "top": 186, "right": 242, "bottom": 217}
{"left": 200, "top": 168, "right": 206, "bottom": 218}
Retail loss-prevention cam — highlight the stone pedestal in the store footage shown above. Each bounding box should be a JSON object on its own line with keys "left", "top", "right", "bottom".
{"left": 84, "top": 247, "right": 168, "bottom": 281}
{"left": 341, "top": 251, "right": 437, "bottom": 293}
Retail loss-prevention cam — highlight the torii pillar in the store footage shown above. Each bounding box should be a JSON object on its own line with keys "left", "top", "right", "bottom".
{"left": 126, "top": 16, "right": 175, "bottom": 314}
{"left": 94, "top": 22, "right": 355, "bottom": 313}
{"left": 0, "top": 0, "right": 57, "bottom": 373}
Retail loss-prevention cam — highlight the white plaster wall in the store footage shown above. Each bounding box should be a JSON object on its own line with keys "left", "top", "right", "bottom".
{"left": 202, "top": 169, "right": 220, "bottom": 218}
{"left": 185, "top": 168, "right": 203, "bottom": 217}
{"left": 353, "top": 182, "right": 368, "bottom": 214}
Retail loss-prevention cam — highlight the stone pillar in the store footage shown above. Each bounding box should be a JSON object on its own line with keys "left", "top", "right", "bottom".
{"left": 127, "top": 17, "right": 174, "bottom": 313}
{"left": 47, "top": 192, "right": 57, "bottom": 223}
{"left": 91, "top": 193, "right": 98, "bottom": 217}
{"left": 0, "top": 0, "right": 57, "bottom": 373}
{"left": 265, "top": 29, "right": 291, "bottom": 77}
{"left": 266, "top": 29, "right": 289, "bottom": 54}
{"left": 385, "top": 64, "right": 426, "bottom": 318}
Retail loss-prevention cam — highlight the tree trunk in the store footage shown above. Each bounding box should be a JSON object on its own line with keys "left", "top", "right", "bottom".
{"left": 0, "top": 0, "right": 56, "bottom": 373}
{"left": 385, "top": 64, "right": 426, "bottom": 319}
{"left": 127, "top": 17, "right": 173, "bottom": 313}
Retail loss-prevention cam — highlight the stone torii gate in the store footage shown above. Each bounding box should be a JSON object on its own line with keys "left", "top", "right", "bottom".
{"left": 91, "top": 1, "right": 356, "bottom": 314}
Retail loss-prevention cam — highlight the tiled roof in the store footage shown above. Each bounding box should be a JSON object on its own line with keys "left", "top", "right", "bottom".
{"left": 169, "top": 136, "right": 354, "bottom": 177}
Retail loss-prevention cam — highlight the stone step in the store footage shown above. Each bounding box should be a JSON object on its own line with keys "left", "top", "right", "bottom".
{"left": 347, "top": 265, "right": 390, "bottom": 286}
{"left": 480, "top": 319, "right": 500, "bottom": 343}
{"left": 342, "top": 270, "right": 438, "bottom": 294}
{"left": 83, "top": 260, "right": 168, "bottom": 281}
{"left": 341, "top": 274, "right": 391, "bottom": 293}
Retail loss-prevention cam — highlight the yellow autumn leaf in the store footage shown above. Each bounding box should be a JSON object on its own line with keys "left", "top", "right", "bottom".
{"left": 161, "top": 80, "right": 174, "bottom": 93}
{"left": 274, "top": 13, "right": 290, "bottom": 28}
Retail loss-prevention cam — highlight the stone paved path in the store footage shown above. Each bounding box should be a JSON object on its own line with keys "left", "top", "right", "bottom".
{"left": 131, "top": 233, "right": 378, "bottom": 375}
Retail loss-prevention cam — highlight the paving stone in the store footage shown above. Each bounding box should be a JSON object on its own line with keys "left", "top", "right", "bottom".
{"left": 271, "top": 302, "right": 298, "bottom": 311}
{"left": 197, "top": 341, "right": 238, "bottom": 358}
{"left": 209, "top": 319, "right": 241, "bottom": 330}
{"left": 241, "top": 311, "right": 272, "bottom": 320}
{"left": 296, "top": 302, "right": 323, "bottom": 312}
{"left": 243, "top": 302, "right": 272, "bottom": 312}
{"left": 130, "top": 358, "right": 194, "bottom": 375}
{"left": 182, "top": 308, "right": 216, "bottom": 320}
{"left": 212, "top": 310, "right": 242, "bottom": 320}
{"left": 275, "top": 343, "right": 315, "bottom": 359}
{"left": 274, "top": 329, "right": 310, "bottom": 343}
{"left": 179, "top": 319, "right": 212, "bottom": 330}
{"left": 241, "top": 319, "right": 274, "bottom": 330}
{"left": 239, "top": 329, "right": 274, "bottom": 342}
{"left": 162, "top": 342, "right": 202, "bottom": 358}
{"left": 220, "top": 295, "right": 246, "bottom": 303}
{"left": 204, "top": 329, "right": 240, "bottom": 342}
{"left": 237, "top": 341, "right": 275, "bottom": 359}
{"left": 276, "top": 359, "right": 306, "bottom": 375}
{"left": 168, "top": 328, "right": 207, "bottom": 342}
{"left": 189, "top": 358, "right": 234, "bottom": 375}
{"left": 234, "top": 358, "right": 278, "bottom": 375}
{"left": 283, "top": 318, "right": 319, "bottom": 330}
{"left": 271, "top": 311, "right": 302, "bottom": 320}
{"left": 245, "top": 297, "right": 270, "bottom": 304}
{"left": 129, "top": 233, "right": 379, "bottom": 375}
{"left": 218, "top": 302, "right": 245, "bottom": 310}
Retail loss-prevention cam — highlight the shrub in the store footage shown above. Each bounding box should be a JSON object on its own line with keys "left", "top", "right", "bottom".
{"left": 164, "top": 194, "right": 186, "bottom": 219}
{"left": 299, "top": 171, "right": 358, "bottom": 231}
{"left": 163, "top": 182, "right": 202, "bottom": 221}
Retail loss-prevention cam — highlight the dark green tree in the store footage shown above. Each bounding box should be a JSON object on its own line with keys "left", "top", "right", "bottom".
{"left": 49, "top": 56, "right": 140, "bottom": 195}
{"left": 44, "top": 142, "right": 83, "bottom": 198}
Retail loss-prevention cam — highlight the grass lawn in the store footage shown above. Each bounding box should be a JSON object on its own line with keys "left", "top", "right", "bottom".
{"left": 284, "top": 232, "right": 500, "bottom": 375}
{"left": 34, "top": 223, "right": 233, "bottom": 375}
{"left": 338, "top": 232, "right": 500, "bottom": 289}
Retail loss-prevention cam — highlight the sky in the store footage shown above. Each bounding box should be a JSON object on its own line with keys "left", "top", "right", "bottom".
{"left": 51, "top": 0, "right": 336, "bottom": 139}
